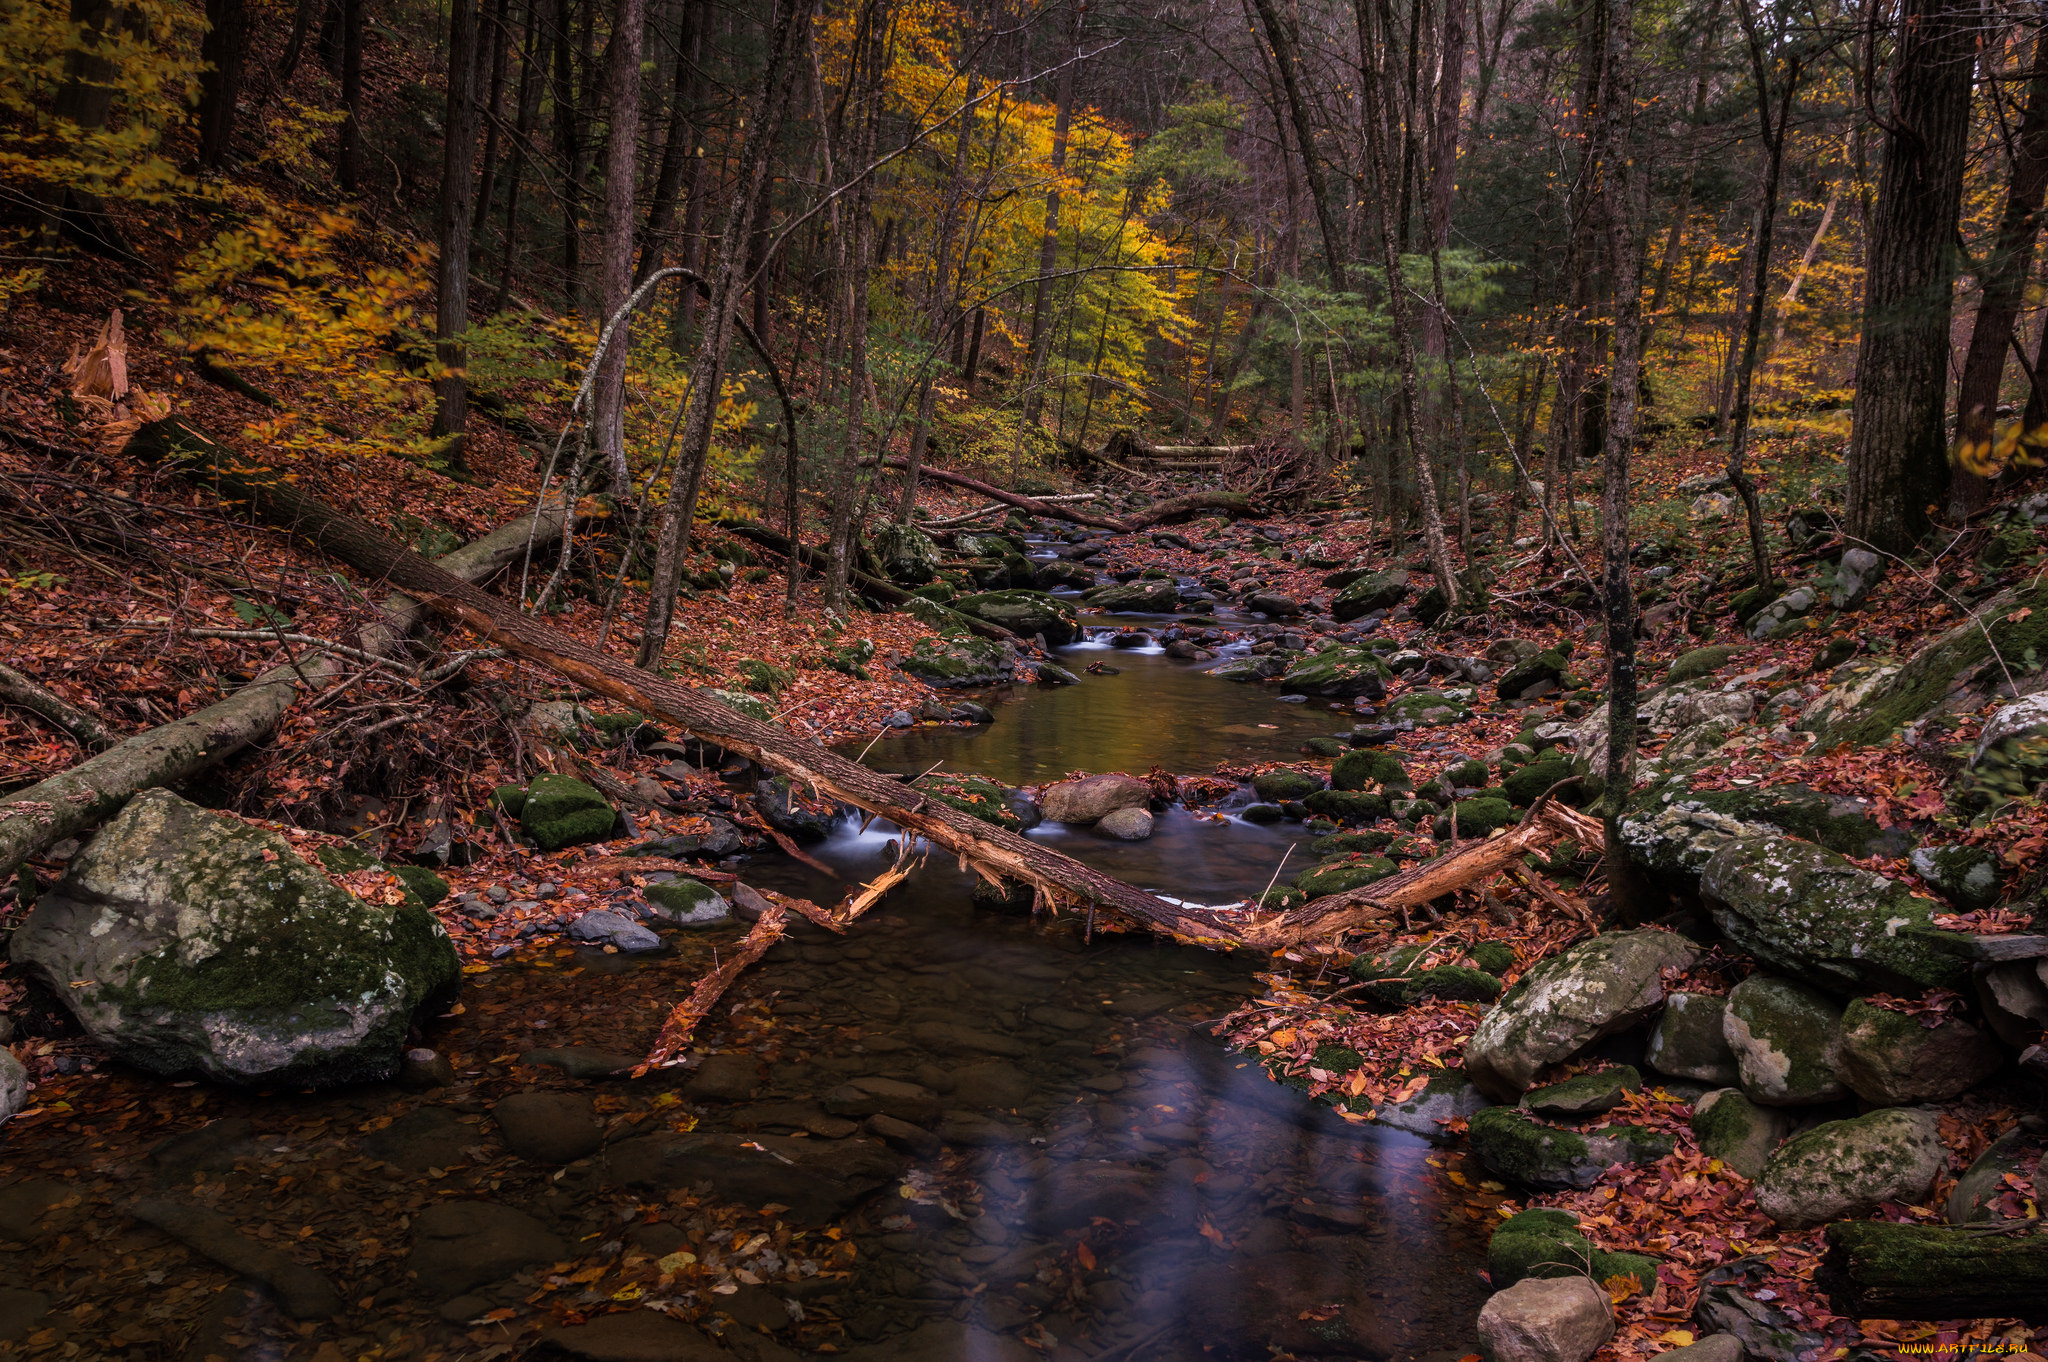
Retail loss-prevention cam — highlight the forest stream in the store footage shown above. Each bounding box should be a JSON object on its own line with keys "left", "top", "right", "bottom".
{"left": 0, "top": 611, "right": 1494, "bottom": 1362}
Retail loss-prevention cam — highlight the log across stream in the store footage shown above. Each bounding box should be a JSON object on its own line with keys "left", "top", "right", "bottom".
{"left": 0, "top": 611, "right": 1500, "bottom": 1360}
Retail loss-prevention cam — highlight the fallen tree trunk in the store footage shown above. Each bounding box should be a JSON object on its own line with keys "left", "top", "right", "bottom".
{"left": 716, "top": 517, "right": 1027, "bottom": 647}
{"left": 0, "top": 487, "right": 576, "bottom": 880}
{"left": 362, "top": 496, "right": 578, "bottom": 657}
{"left": 1818, "top": 1221, "right": 2048, "bottom": 1324}
{"left": 639, "top": 901, "right": 787, "bottom": 1071}
{"left": 1240, "top": 801, "right": 1605, "bottom": 947}
{"left": 867, "top": 456, "right": 1264, "bottom": 534}
{"left": 0, "top": 661, "right": 113, "bottom": 751}
{"left": 135, "top": 418, "right": 1242, "bottom": 945}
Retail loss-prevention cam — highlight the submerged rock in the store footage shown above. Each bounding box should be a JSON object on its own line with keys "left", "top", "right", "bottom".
{"left": 1179, "top": 1251, "right": 1393, "bottom": 1360}
{"left": 9, "top": 790, "right": 459, "bottom": 1088}
{"left": 1371, "top": 1069, "right": 1492, "bottom": 1142}
{"left": 1095, "top": 806, "right": 1154, "bottom": 840}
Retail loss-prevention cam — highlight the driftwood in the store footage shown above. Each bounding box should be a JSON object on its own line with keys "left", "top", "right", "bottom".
{"left": 0, "top": 481, "right": 577, "bottom": 880}
{"left": 1240, "top": 801, "right": 1605, "bottom": 947}
{"left": 0, "top": 661, "right": 113, "bottom": 751}
{"left": 1818, "top": 1221, "right": 2048, "bottom": 1324}
{"left": 638, "top": 901, "right": 788, "bottom": 1070}
{"left": 867, "top": 456, "right": 1263, "bottom": 533}
{"left": 132, "top": 418, "right": 1242, "bottom": 946}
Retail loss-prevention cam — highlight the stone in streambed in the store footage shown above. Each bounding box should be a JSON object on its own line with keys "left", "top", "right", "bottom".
{"left": 1279, "top": 646, "right": 1391, "bottom": 700}
{"left": 538, "top": 1310, "right": 727, "bottom": 1360}
{"left": 642, "top": 878, "right": 730, "bottom": 927}
{"left": 8, "top": 790, "right": 459, "bottom": 1088}
{"left": 407, "top": 1200, "right": 568, "bottom": 1300}
{"left": 1252, "top": 769, "right": 1324, "bottom": 802}
{"left": 492, "top": 1092, "right": 603, "bottom": 1163}
{"left": 1039, "top": 772, "right": 1151, "bottom": 825}
{"left": 1753, "top": 1106, "right": 1945, "bottom": 1229}
{"left": 520, "top": 774, "right": 617, "bottom": 850}
{"left": 1178, "top": 1251, "right": 1393, "bottom": 1360}
{"left": 1331, "top": 749, "right": 1409, "bottom": 792}
{"left": 520, "top": 1047, "right": 647, "bottom": 1080}
{"left": 1096, "top": 806, "right": 1154, "bottom": 840}
{"left": 566, "top": 909, "right": 660, "bottom": 952}
{"left": 1331, "top": 569, "right": 1410, "bottom": 622}
{"left": 1372, "top": 1069, "right": 1492, "bottom": 1142}
{"left": 1476, "top": 1276, "right": 1613, "bottom": 1362}
{"left": 130, "top": 1198, "right": 344, "bottom": 1319}
{"left": 1467, "top": 1107, "right": 1673, "bottom": 1190}
{"left": 1722, "top": 976, "right": 1846, "bottom": 1107}
{"left": 603, "top": 1133, "right": 903, "bottom": 1225}
{"left": 1521, "top": 1066, "right": 1639, "bottom": 1118}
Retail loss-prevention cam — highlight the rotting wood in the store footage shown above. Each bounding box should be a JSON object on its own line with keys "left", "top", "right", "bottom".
{"left": 572, "top": 855, "right": 738, "bottom": 885}
{"left": 836, "top": 848, "right": 920, "bottom": 927}
{"left": 1818, "top": 1221, "right": 2048, "bottom": 1324}
{"left": 637, "top": 901, "right": 788, "bottom": 1071}
{"left": 1240, "top": 801, "right": 1605, "bottom": 947}
{"left": 131, "top": 417, "right": 1244, "bottom": 945}
{"left": 0, "top": 661, "right": 114, "bottom": 752}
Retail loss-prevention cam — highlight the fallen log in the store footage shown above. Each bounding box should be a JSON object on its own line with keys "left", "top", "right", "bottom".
{"left": 362, "top": 496, "right": 580, "bottom": 657}
{"left": 1818, "top": 1221, "right": 2048, "bottom": 1324}
{"left": 867, "top": 456, "right": 1264, "bottom": 534}
{"left": 0, "top": 661, "right": 113, "bottom": 751}
{"left": 1240, "top": 801, "right": 1605, "bottom": 947}
{"left": 133, "top": 418, "right": 1242, "bottom": 946}
{"left": 0, "top": 485, "right": 576, "bottom": 880}
{"left": 638, "top": 901, "right": 787, "bottom": 1071}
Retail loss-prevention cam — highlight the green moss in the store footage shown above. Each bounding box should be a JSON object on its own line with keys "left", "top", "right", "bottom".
{"left": 912, "top": 774, "right": 1021, "bottom": 830}
{"left": 1593, "top": 1250, "right": 1659, "bottom": 1294}
{"left": 1252, "top": 768, "right": 1325, "bottom": 802}
{"left": 1402, "top": 965, "right": 1503, "bottom": 1004}
{"left": 1311, "top": 830, "right": 1394, "bottom": 856}
{"left": 1470, "top": 941, "right": 1516, "bottom": 976}
{"left": 1436, "top": 798, "right": 1515, "bottom": 839}
{"left": 899, "top": 635, "right": 1011, "bottom": 685}
{"left": 314, "top": 845, "right": 427, "bottom": 911}
{"left": 1302, "top": 789, "right": 1389, "bottom": 824}
{"left": 954, "top": 589, "right": 1080, "bottom": 644}
{"left": 1666, "top": 644, "right": 1746, "bottom": 683}
{"left": 1332, "top": 750, "right": 1409, "bottom": 791}
{"left": 520, "top": 773, "right": 616, "bottom": 851}
{"left": 1826, "top": 579, "right": 2048, "bottom": 748}
{"left": 1681, "top": 784, "right": 1886, "bottom": 857}
{"left": 392, "top": 865, "right": 448, "bottom": 909}
{"left": 490, "top": 784, "right": 527, "bottom": 816}
{"left": 645, "top": 878, "right": 726, "bottom": 917}
{"left": 1502, "top": 757, "right": 1580, "bottom": 807}
{"left": 1300, "top": 736, "right": 1348, "bottom": 758}
{"left": 1291, "top": 855, "right": 1397, "bottom": 899}
{"left": 738, "top": 659, "right": 793, "bottom": 694}
{"left": 1444, "top": 758, "right": 1491, "bottom": 788}
{"left": 1488, "top": 1227, "right": 1596, "bottom": 1287}
{"left": 589, "top": 711, "right": 662, "bottom": 744}
{"left": 705, "top": 688, "right": 774, "bottom": 721}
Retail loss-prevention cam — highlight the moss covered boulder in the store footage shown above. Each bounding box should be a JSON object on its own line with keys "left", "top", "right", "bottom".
{"left": 1723, "top": 975, "right": 1847, "bottom": 1106}
{"left": 899, "top": 634, "right": 1014, "bottom": 687}
{"left": 1522, "top": 1066, "right": 1640, "bottom": 1118}
{"left": 1644, "top": 991, "right": 1738, "bottom": 1085}
{"left": 1085, "top": 579, "right": 1180, "bottom": 613}
{"left": 1502, "top": 756, "right": 1582, "bottom": 807}
{"left": 1753, "top": 1107, "right": 1945, "bottom": 1229}
{"left": 1468, "top": 1107, "right": 1674, "bottom": 1189}
{"left": 1434, "top": 797, "right": 1515, "bottom": 840}
{"left": 1956, "top": 693, "right": 2048, "bottom": 808}
{"left": 1372, "top": 1069, "right": 1493, "bottom": 1142}
{"left": 1279, "top": 646, "right": 1392, "bottom": 700}
{"left": 1690, "top": 1088, "right": 1793, "bottom": 1178}
{"left": 1701, "top": 834, "right": 1976, "bottom": 994}
{"left": 1495, "top": 649, "right": 1572, "bottom": 701}
{"left": 643, "top": 878, "right": 732, "bottom": 927}
{"left": 1835, "top": 998, "right": 2001, "bottom": 1105}
{"left": 9, "top": 790, "right": 459, "bottom": 1087}
{"left": 1291, "top": 855, "right": 1397, "bottom": 900}
{"left": 1384, "top": 690, "right": 1473, "bottom": 729}
{"left": 1487, "top": 1209, "right": 1598, "bottom": 1285}
{"left": 1666, "top": 644, "right": 1747, "bottom": 683}
{"left": 1331, "top": 749, "right": 1409, "bottom": 792}
{"left": 1331, "top": 568, "right": 1411, "bottom": 621}
{"left": 1464, "top": 929, "right": 1698, "bottom": 1100}
{"left": 953, "top": 590, "right": 1079, "bottom": 645}
{"left": 1302, "top": 789, "right": 1390, "bottom": 825}
{"left": 873, "top": 520, "right": 940, "bottom": 586}
{"left": 705, "top": 687, "right": 774, "bottom": 721}
{"left": 520, "top": 774, "right": 617, "bottom": 851}
{"left": 1251, "top": 768, "right": 1324, "bottom": 802}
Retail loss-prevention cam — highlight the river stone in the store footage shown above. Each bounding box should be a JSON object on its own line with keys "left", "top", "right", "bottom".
{"left": 0, "top": 1051, "right": 23, "bottom": 1124}
{"left": 407, "top": 1201, "right": 568, "bottom": 1299}
{"left": 538, "top": 1310, "right": 726, "bottom": 1360}
{"left": 685, "top": 1053, "right": 760, "bottom": 1101}
{"left": 953, "top": 589, "right": 1079, "bottom": 645}
{"left": 873, "top": 521, "right": 939, "bottom": 586}
{"left": 1722, "top": 976, "right": 1847, "bottom": 1106}
{"left": 1464, "top": 929, "right": 1699, "bottom": 1100}
{"left": 1279, "top": 646, "right": 1392, "bottom": 700}
{"left": 1467, "top": 1107, "right": 1674, "bottom": 1189}
{"left": 1522, "top": 1066, "right": 1639, "bottom": 1118}
{"left": 1476, "top": 1275, "right": 1613, "bottom": 1362}
{"left": 1331, "top": 749, "right": 1409, "bottom": 792}
{"left": 1907, "top": 844, "right": 2002, "bottom": 911}
{"left": 1666, "top": 645, "right": 1746, "bottom": 683}
{"left": 1976, "top": 959, "right": 2048, "bottom": 1047}
{"left": 520, "top": 1047, "right": 647, "bottom": 1080}
{"left": 363, "top": 1107, "right": 476, "bottom": 1173}
{"left": 1646, "top": 992, "right": 1739, "bottom": 1084}
{"left": 1252, "top": 769, "right": 1324, "bottom": 802}
{"left": 1834, "top": 998, "right": 2001, "bottom": 1105}
{"left": 1095, "top": 806, "right": 1154, "bottom": 840}
{"left": 642, "top": 878, "right": 730, "bottom": 927}
{"left": 604, "top": 1133, "right": 903, "bottom": 1224}
{"left": 1496, "top": 649, "right": 1571, "bottom": 702}
{"left": 1754, "top": 1106, "right": 1946, "bottom": 1229}
{"left": 1033, "top": 557, "right": 1095, "bottom": 591}
{"left": 1372, "top": 1069, "right": 1492, "bottom": 1142}
{"left": 1302, "top": 790, "right": 1389, "bottom": 825}
{"left": 1690, "top": 1088, "right": 1792, "bottom": 1178}
{"left": 1039, "top": 772, "right": 1151, "bottom": 824}
{"left": 1085, "top": 579, "right": 1179, "bottom": 612}
{"left": 1487, "top": 1208, "right": 1596, "bottom": 1287}
{"left": 1747, "top": 586, "right": 1819, "bottom": 639}
{"left": 1332, "top": 569, "right": 1411, "bottom": 622}
{"left": 1692, "top": 1257, "right": 1828, "bottom": 1362}
{"left": 900, "top": 634, "right": 1013, "bottom": 686}
{"left": 9, "top": 790, "right": 459, "bottom": 1088}
{"left": 1179, "top": 1251, "right": 1393, "bottom": 1359}
{"left": 493, "top": 1092, "right": 603, "bottom": 1163}
{"left": 1384, "top": 690, "right": 1473, "bottom": 728}
{"left": 1946, "top": 1129, "right": 2043, "bottom": 1223}
{"left": 130, "top": 1198, "right": 344, "bottom": 1319}
{"left": 822, "top": 1075, "right": 940, "bottom": 1123}
{"left": 1700, "top": 834, "right": 1975, "bottom": 994}
{"left": 520, "top": 774, "right": 616, "bottom": 850}
{"left": 566, "top": 909, "right": 660, "bottom": 952}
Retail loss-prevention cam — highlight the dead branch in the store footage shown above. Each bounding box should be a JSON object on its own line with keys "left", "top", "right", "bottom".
{"left": 0, "top": 661, "right": 114, "bottom": 751}
{"left": 636, "top": 902, "right": 788, "bottom": 1071}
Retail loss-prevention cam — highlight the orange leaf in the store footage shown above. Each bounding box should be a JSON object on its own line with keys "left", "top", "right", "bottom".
{"left": 1075, "top": 1242, "right": 1097, "bottom": 1271}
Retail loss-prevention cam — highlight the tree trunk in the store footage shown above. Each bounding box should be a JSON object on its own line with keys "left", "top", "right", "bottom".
{"left": 494, "top": 1, "right": 544, "bottom": 312}
{"left": 336, "top": 0, "right": 364, "bottom": 190}
{"left": 592, "top": 0, "right": 646, "bottom": 494}
{"left": 1643, "top": 0, "right": 1721, "bottom": 346}
{"left": 1250, "top": 0, "right": 1346, "bottom": 289}
{"left": 0, "top": 663, "right": 113, "bottom": 753}
{"left": 1770, "top": 180, "right": 1839, "bottom": 354}
{"left": 197, "top": 0, "right": 251, "bottom": 169}
{"left": 552, "top": 0, "right": 585, "bottom": 312}
{"left": 1844, "top": 0, "right": 1981, "bottom": 553}
{"left": 1818, "top": 1222, "right": 2048, "bottom": 1325}
{"left": 638, "top": 0, "right": 815, "bottom": 667}
{"left": 277, "top": 0, "right": 319, "bottom": 79}
{"left": 1024, "top": 0, "right": 1083, "bottom": 425}
{"left": 129, "top": 420, "right": 1240, "bottom": 946}
{"left": 1952, "top": 25, "right": 2048, "bottom": 515}
{"left": 634, "top": 0, "right": 702, "bottom": 285}
{"left": 431, "top": 0, "right": 484, "bottom": 470}
{"left": 470, "top": 0, "right": 514, "bottom": 259}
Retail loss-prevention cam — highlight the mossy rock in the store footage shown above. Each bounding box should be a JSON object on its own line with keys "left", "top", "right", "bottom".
{"left": 1467, "top": 1108, "right": 1673, "bottom": 1189}
{"left": 1443, "top": 758, "right": 1491, "bottom": 789}
{"left": 1401, "top": 966, "right": 1504, "bottom": 1005}
{"left": 1496, "top": 649, "right": 1571, "bottom": 700}
{"left": 588, "top": 711, "right": 663, "bottom": 745}
{"left": 1667, "top": 644, "right": 1746, "bottom": 683}
{"left": 1331, "top": 569, "right": 1411, "bottom": 621}
{"left": 1280, "top": 646, "right": 1392, "bottom": 699}
{"left": 1522, "top": 1065, "right": 1640, "bottom": 1117}
{"left": 644, "top": 878, "right": 732, "bottom": 927}
{"left": 1385, "top": 690, "right": 1473, "bottom": 728}
{"left": 1594, "top": 1251, "right": 1660, "bottom": 1295}
{"left": 1331, "top": 749, "right": 1409, "bottom": 792}
{"left": 1252, "top": 768, "right": 1325, "bottom": 802}
{"left": 1300, "top": 736, "right": 1348, "bottom": 758}
{"left": 392, "top": 865, "right": 449, "bottom": 910}
{"left": 1302, "top": 789, "right": 1389, "bottom": 825}
{"left": 1291, "top": 855, "right": 1397, "bottom": 900}
{"left": 1470, "top": 941, "right": 1515, "bottom": 976}
{"left": 1730, "top": 578, "right": 1789, "bottom": 623}
{"left": 1501, "top": 756, "right": 1580, "bottom": 807}
{"left": 1084, "top": 579, "right": 1180, "bottom": 612}
{"left": 912, "top": 774, "right": 1022, "bottom": 830}
{"left": 1434, "top": 797, "right": 1515, "bottom": 840}
{"left": 520, "top": 774, "right": 617, "bottom": 851}
{"left": 490, "top": 784, "right": 528, "bottom": 817}
{"left": 1488, "top": 1217, "right": 1597, "bottom": 1287}
{"left": 1312, "top": 830, "right": 1394, "bottom": 857}
{"left": 873, "top": 520, "right": 941, "bottom": 586}
{"left": 899, "top": 635, "right": 1013, "bottom": 687}
{"left": 953, "top": 589, "right": 1080, "bottom": 645}
{"left": 705, "top": 688, "right": 774, "bottom": 722}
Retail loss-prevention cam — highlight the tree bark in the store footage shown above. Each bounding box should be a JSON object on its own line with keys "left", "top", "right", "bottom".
{"left": 129, "top": 419, "right": 1240, "bottom": 946}
{"left": 1250, "top": 0, "right": 1346, "bottom": 290}
{"left": 1818, "top": 1222, "right": 2048, "bottom": 1325}
{"left": 431, "top": 0, "right": 484, "bottom": 470}
{"left": 0, "top": 662, "right": 114, "bottom": 752}
{"left": 494, "top": 1, "right": 545, "bottom": 312}
{"left": 1024, "top": 0, "right": 1084, "bottom": 425}
{"left": 592, "top": 0, "right": 646, "bottom": 493}
{"left": 1844, "top": 0, "right": 1981, "bottom": 552}
{"left": 336, "top": 0, "right": 365, "bottom": 190}
{"left": 1952, "top": 25, "right": 2048, "bottom": 515}
{"left": 470, "top": 0, "right": 514, "bottom": 259}
{"left": 634, "top": 0, "right": 702, "bottom": 285}
{"left": 197, "top": 0, "right": 251, "bottom": 169}
{"left": 552, "top": 0, "right": 586, "bottom": 311}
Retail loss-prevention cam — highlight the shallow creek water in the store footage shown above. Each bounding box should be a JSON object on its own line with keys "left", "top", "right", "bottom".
{"left": 0, "top": 623, "right": 1492, "bottom": 1362}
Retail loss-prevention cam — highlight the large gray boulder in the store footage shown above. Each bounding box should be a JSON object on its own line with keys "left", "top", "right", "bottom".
{"left": 1085, "top": 578, "right": 1179, "bottom": 613}
{"left": 0, "top": 1049, "right": 25, "bottom": 1123}
{"left": 1753, "top": 1107, "right": 1946, "bottom": 1229}
{"left": 1330, "top": 568, "right": 1410, "bottom": 621}
{"left": 1038, "top": 773, "right": 1151, "bottom": 825}
{"left": 872, "top": 521, "right": 940, "bottom": 586}
{"left": 1464, "top": 929, "right": 1698, "bottom": 1100}
{"left": 1722, "top": 976, "right": 1847, "bottom": 1106}
{"left": 1701, "top": 834, "right": 1975, "bottom": 994}
{"left": 952, "top": 590, "right": 1080, "bottom": 645}
{"left": 1690, "top": 1088, "right": 1792, "bottom": 1178}
{"left": 9, "top": 790, "right": 460, "bottom": 1087}
{"left": 1467, "top": 1107, "right": 1674, "bottom": 1190}
{"left": 1645, "top": 991, "right": 1739, "bottom": 1085}
{"left": 1976, "top": 958, "right": 2048, "bottom": 1047}
{"left": 1958, "top": 693, "right": 2048, "bottom": 806}
{"left": 1475, "top": 1276, "right": 1613, "bottom": 1362}
{"left": 1834, "top": 998, "right": 2001, "bottom": 1105}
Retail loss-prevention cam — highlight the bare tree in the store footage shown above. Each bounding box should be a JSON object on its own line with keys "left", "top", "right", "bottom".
{"left": 592, "top": 0, "right": 647, "bottom": 493}
{"left": 431, "top": 0, "right": 483, "bottom": 472}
